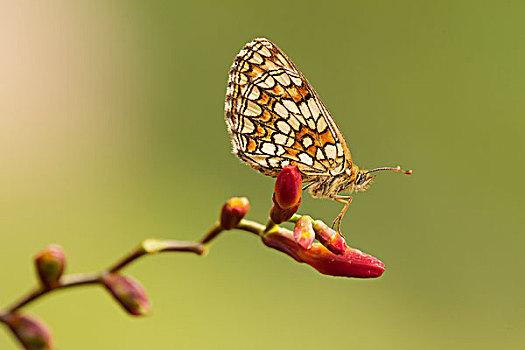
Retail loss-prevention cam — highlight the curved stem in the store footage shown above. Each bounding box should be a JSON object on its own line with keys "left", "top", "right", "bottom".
{"left": 0, "top": 240, "right": 206, "bottom": 317}
{"left": 0, "top": 220, "right": 269, "bottom": 321}
{"left": 237, "top": 219, "right": 266, "bottom": 236}
{"left": 199, "top": 222, "right": 225, "bottom": 245}
{"left": 4, "top": 274, "right": 100, "bottom": 314}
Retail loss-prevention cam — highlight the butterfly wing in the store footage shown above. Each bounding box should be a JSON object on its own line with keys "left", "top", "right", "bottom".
{"left": 225, "top": 38, "right": 352, "bottom": 179}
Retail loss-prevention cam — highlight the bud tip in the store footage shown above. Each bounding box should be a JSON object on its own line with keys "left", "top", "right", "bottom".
{"left": 34, "top": 244, "right": 66, "bottom": 289}
{"left": 274, "top": 165, "right": 302, "bottom": 209}
{"left": 220, "top": 197, "right": 250, "bottom": 230}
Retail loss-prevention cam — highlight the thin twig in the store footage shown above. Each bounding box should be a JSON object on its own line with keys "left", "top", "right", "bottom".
{"left": 237, "top": 219, "right": 267, "bottom": 235}
{"left": 3, "top": 273, "right": 101, "bottom": 315}
{"left": 0, "top": 240, "right": 206, "bottom": 318}
{"left": 199, "top": 222, "right": 225, "bottom": 244}
{"left": 0, "top": 221, "right": 273, "bottom": 322}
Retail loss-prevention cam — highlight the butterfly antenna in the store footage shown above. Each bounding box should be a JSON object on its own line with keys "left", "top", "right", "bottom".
{"left": 365, "top": 166, "right": 413, "bottom": 175}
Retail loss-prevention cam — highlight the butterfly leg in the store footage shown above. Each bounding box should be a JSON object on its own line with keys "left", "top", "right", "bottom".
{"left": 331, "top": 195, "right": 353, "bottom": 233}
{"left": 302, "top": 182, "right": 314, "bottom": 191}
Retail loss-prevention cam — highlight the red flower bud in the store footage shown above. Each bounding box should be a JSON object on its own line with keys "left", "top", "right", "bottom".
{"left": 262, "top": 229, "right": 385, "bottom": 278}
{"left": 220, "top": 197, "right": 250, "bottom": 229}
{"left": 34, "top": 245, "right": 66, "bottom": 289}
{"left": 269, "top": 201, "right": 300, "bottom": 224}
{"left": 5, "top": 313, "right": 54, "bottom": 350}
{"left": 102, "top": 274, "right": 150, "bottom": 316}
{"left": 274, "top": 165, "right": 302, "bottom": 209}
{"left": 293, "top": 216, "right": 315, "bottom": 250}
{"left": 313, "top": 220, "right": 348, "bottom": 255}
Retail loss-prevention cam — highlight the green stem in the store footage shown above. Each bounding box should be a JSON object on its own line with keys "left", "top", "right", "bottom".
{"left": 0, "top": 217, "right": 283, "bottom": 325}
{"left": 0, "top": 240, "right": 205, "bottom": 317}
{"left": 288, "top": 214, "right": 302, "bottom": 224}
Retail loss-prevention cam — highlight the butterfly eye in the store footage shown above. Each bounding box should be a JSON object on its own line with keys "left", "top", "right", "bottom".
{"left": 356, "top": 173, "right": 365, "bottom": 185}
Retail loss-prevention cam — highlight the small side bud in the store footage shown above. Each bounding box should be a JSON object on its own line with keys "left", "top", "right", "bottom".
{"left": 313, "top": 220, "right": 348, "bottom": 255}
{"left": 5, "top": 313, "right": 54, "bottom": 350}
{"left": 220, "top": 197, "right": 250, "bottom": 230}
{"left": 293, "top": 216, "right": 315, "bottom": 250}
{"left": 34, "top": 245, "right": 66, "bottom": 289}
{"left": 102, "top": 274, "right": 150, "bottom": 316}
{"left": 274, "top": 165, "right": 302, "bottom": 209}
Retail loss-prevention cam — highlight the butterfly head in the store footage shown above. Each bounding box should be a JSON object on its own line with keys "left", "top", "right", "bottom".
{"left": 354, "top": 170, "right": 376, "bottom": 192}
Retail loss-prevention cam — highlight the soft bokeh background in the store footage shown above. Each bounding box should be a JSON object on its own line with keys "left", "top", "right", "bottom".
{"left": 1, "top": 1, "right": 524, "bottom": 349}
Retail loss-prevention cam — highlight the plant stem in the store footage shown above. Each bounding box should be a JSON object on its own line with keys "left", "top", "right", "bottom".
{"left": 4, "top": 274, "right": 101, "bottom": 314}
{"left": 0, "top": 240, "right": 205, "bottom": 318}
{"left": 0, "top": 219, "right": 276, "bottom": 321}
{"left": 199, "top": 222, "right": 225, "bottom": 245}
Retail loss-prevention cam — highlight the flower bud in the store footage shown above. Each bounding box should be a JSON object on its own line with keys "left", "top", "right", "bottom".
{"left": 262, "top": 229, "right": 385, "bottom": 278}
{"left": 293, "top": 216, "right": 315, "bottom": 250}
{"left": 220, "top": 197, "right": 250, "bottom": 230}
{"left": 102, "top": 274, "right": 150, "bottom": 316}
{"left": 34, "top": 245, "right": 66, "bottom": 289}
{"left": 274, "top": 165, "right": 302, "bottom": 209}
{"left": 269, "top": 201, "right": 300, "bottom": 224}
{"left": 313, "top": 220, "right": 348, "bottom": 255}
{"left": 5, "top": 313, "right": 54, "bottom": 350}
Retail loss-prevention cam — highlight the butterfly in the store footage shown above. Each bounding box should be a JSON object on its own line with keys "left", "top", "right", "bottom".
{"left": 224, "top": 38, "right": 412, "bottom": 231}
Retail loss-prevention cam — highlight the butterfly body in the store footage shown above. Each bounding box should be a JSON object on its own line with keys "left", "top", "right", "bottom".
{"left": 225, "top": 38, "right": 411, "bottom": 229}
{"left": 307, "top": 165, "right": 372, "bottom": 199}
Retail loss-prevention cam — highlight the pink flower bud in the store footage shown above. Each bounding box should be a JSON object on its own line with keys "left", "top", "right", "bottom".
{"left": 293, "top": 216, "right": 315, "bottom": 250}
{"left": 269, "top": 201, "right": 300, "bottom": 224}
{"left": 220, "top": 197, "right": 250, "bottom": 230}
{"left": 5, "top": 313, "right": 54, "bottom": 350}
{"left": 274, "top": 165, "right": 302, "bottom": 209}
{"left": 313, "top": 220, "right": 348, "bottom": 255}
{"left": 262, "top": 229, "right": 385, "bottom": 278}
{"left": 102, "top": 274, "right": 150, "bottom": 316}
{"left": 34, "top": 245, "right": 66, "bottom": 289}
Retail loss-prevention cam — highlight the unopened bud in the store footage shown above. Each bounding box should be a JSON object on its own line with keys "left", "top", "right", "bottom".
{"left": 293, "top": 216, "right": 315, "bottom": 250}
{"left": 274, "top": 165, "right": 302, "bottom": 209}
{"left": 220, "top": 197, "right": 250, "bottom": 230}
{"left": 270, "top": 201, "right": 300, "bottom": 224}
{"left": 262, "top": 229, "right": 385, "bottom": 278}
{"left": 34, "top": 245, "right": 65, "bottom": 289}
{"left": 5, "top": 313, "right": 54, "bottom": 350}
{"left": 313, "top": 220, "right": 348, "bottom": 255}
{"left": 102, "top": 274, "right": 150, "bottom": 316}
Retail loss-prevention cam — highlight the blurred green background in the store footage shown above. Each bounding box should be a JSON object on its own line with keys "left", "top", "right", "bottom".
{"left": 1, "top": 0, "right": 524, "bottom": 349}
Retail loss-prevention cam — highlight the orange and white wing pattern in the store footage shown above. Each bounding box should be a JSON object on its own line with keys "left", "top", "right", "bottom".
{"left": 225, "top": 38, "right": 352, "bottom": 179}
